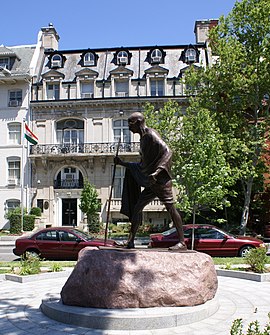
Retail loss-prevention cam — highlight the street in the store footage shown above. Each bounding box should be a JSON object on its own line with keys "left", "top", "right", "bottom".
{"left": 0, "top": 244, "right": 19, "bottom": 262}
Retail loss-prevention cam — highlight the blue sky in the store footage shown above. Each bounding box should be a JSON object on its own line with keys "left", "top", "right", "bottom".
{"left": 1, "top": 0, "right": 237, "bottom": 50}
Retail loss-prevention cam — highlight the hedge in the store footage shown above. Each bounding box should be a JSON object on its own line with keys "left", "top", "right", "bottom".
{"left": 9, "top": 214, "right": 35, "bottom": 234}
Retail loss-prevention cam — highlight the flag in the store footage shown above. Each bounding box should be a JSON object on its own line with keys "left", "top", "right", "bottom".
{"left": 25, "top": 124, "right": 38, "bottom": 145}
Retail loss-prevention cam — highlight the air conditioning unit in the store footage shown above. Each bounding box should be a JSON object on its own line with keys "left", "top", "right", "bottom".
{"left": 8, "top": 178, "right": 18, "bottom": 186}
{"left": 119, "top": 57, "right": 128, "bottom": 64}
{"left": 82, "top": 92, "right": 94, "bottom": 99}
{"left": 65, "top": 174, "right": 74, "bottom": 180}
{"left": 9, "top": 100, "right": 19, "bottom": 107}
{"left": 51, "top": 60, "right": 61, "bottom": 68}
{"left": 152, "top": 56, "right": 161, "bottom": 63}
{"left": 186, "top": 55, "right": 196, "bottom": 62}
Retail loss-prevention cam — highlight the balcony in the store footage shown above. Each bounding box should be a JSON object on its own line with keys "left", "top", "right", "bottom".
{"left": 109, "top": 198, "right": 164, "bottom": 212}
{"left": 30, "top": 142, "right": 140, "bottom": 156}
{"left": 54, "top": 179, "right": 83, "bottom": 189}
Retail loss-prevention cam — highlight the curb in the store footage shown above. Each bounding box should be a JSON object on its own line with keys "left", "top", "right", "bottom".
{"left": 41, "top": 296, "right": 219, "bottom": 330}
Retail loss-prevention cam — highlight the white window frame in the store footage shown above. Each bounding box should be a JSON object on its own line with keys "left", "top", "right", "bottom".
{"left": 7, "top": 158, "right": 20, "bottom": 185}
{"left": 0, "top": 57, "right": 10, "bottom": 69}
{"left": 51, "top": 54, "right": 62, "bottom": 68}
{"left": 151, "top": 49, "right": 162, "bottom": 63}
{"left": 81, "top": 81, "right": 94, "bottom": 98}
{"left": 117, "top": 51, "right": 128, "bottom": 65}
{"left": 115, "top": 80, "right": 129, "bottom": 97}
{"left": 6, "top": 199, "right": 20, "bottom": 213}
{"left": 113, "top": 119, "right": 130, "bottom": 143}
{"left": 185, "top": 48, "right": 196, "bottom": 63}
{"left": 84, "top": 52, "right": 95, "bottom": 66}
{"left": 8, "top": 123, "right": 21, "bottom": 145}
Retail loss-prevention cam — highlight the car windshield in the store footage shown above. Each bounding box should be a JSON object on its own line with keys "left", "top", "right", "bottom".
{"left": 162, "top": 228, "right": 176, "bottom": 236}
{"left": 73, "top": 229, "right": 93, "bottom": 241}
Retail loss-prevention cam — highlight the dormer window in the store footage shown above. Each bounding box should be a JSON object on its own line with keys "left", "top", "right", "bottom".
{"left": 84, "top": 52, "right": 95, "bottom": 66}
{"left": 185, "top": 48, "right": 196, "bottom": 63}
{"left": 117, "top": 51, "right": 128, "bottom": 65}
{"left": 151, "top": 49, "right": 162, "bottom": 63}
{"left": 51, "top": 54, "right": 62, "bottom": 68}
{"left": 0, "top": 57, "right": 9, "bottom": 69}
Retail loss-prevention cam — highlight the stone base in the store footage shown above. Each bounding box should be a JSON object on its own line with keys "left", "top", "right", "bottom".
{"left": 61, "top": 247, "right": 218, "bottom": 309}
{"left": 41, "top": 295, "right": 219, "bottom": 330}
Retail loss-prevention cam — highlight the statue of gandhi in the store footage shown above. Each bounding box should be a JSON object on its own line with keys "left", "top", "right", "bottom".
{"left": 114, "top": 112, "right": 187, "bottom": 251}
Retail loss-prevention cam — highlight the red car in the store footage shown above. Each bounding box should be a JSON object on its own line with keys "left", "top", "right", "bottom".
{"left": 13, "top": 227, "right": 117, "bottom": 260}
{"left": 149, "top": 224, "right": 265, "bottom": 257}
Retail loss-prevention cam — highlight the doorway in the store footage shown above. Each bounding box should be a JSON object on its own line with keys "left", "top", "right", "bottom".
{"left": 62, "top": 198, "right": 77, "bottom": 226}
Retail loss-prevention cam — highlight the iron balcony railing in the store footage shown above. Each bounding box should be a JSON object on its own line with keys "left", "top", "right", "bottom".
{"left": 54, "top": 179, "right": 84, "bottom": 189}
{"left": 30, "top": 142, "right": 140, "bottom": 156}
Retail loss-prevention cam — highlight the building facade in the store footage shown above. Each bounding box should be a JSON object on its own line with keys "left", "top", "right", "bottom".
{"left": 0, "top": 34, "right": 46, "bottom": 229}
{"left": 0, "top": 20, "right": 217, "bottom": 230}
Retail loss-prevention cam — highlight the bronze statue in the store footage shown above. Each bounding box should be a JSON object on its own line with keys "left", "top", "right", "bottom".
{"left": 114, "top": 112, "right": 187, "bottom": 250}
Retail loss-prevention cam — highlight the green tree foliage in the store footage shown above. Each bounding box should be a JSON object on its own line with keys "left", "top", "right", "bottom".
{"left": 144, "top": 101, "right": 233, "bottom": 246}
{"left": 79, "top": 181, "right": 101, "bottom": 233}
{"left": 183, "top": 0, "right": 270, "bottom": 234}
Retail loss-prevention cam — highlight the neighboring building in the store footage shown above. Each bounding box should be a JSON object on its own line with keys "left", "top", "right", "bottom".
{"left": 0, "top": 35, "right": 45, "bottom": 229}
{"left": 28, "top": 21, "right": 217, "bottom": 231}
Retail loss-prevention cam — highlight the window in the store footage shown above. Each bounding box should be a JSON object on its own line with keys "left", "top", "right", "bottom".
{"left": 0, "top": 57, "right": 9, "bottom": 69}
{"left": 84, "top": 52, "right": 95, "bottom": 66}
{"left": 47, "top": 83, "right": 60, "bottom": 100}
{"left": 6, "top": 199, "right": 20, "bottom": 213}
{"left": 151, "top": 49, "right": 162, "bottom": 63}
{"left": 113, "top": 120, "right": 130, "bottom": 143}
{"left": 56, "top": 119, "right": 84, "bottom": 146}
{"left": 8, "top": 158, "right": 20, "bottom": 185}
{"left": 150, "top": 79, "right": 164, "bottom": 96}
{"left": 59, "top": 231, "right": 78, "bottom": 241}
{"left": 9, "top": 90, "right": 22, "bottom": 107}
{"left": 8, "top": 123, "right": 21, "bottom": 144}
{"left": 36, "top": 230, "right": 58, "bottom": 241}
{"left": 55, "top": 167, "right": 83, "bottom": 189}
{"left": 185, "top": 48, "right": 196, "bottom": 63}
{"left": 114, "top": 166, "right": 125, "bottom": 198}
{"left": 115, "top": 80, "right": 129, "bottom": 97}
{"left": 117, "top": 51, "right": 128, "bottom": 65}
{"left": 81, "top": 82, "right": 94, "bottom": 98}
{"left": 37, "top": 199, "right": 44, "bottom": 213}
{"left": 51, "top": 54, "right": 62, "bottom": 68}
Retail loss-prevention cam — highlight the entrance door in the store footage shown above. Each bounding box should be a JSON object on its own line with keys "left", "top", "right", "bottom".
{"left": 62, "top": 198, "right": 77, "bottom": 226}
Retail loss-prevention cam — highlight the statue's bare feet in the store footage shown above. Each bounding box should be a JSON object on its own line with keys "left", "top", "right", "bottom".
{"left": 168, "top": 242, "right": 187, "bottom": 251}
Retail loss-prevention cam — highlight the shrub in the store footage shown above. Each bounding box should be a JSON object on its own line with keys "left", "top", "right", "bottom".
{"left": 19, "top": 253, "right": 41, "bottom": 275}
{"left": 230, "top": 314, "right": 270, "bottom": 335}
{"left": 49, "top": 262, "right": 63, "bottom": 272}
{"left": 29, "top": 207, "right": 42, "bottom": 217}
{"left": 244, "top": 246, "right": 268, "bottom": 273}
{"left": 23, "top": 215, "right": 35, "bottom": 231}
{"left": 9, "top": 214, "right": 21, "bottom": 234}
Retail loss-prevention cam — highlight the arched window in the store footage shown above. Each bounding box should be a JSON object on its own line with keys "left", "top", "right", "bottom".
{"left": 51, "top": 54, "right": 62, "bottom": 68}
{"left": 54, "top": 167, "right": 83, "bottom": 189}
{"left": 117, "top": 51, "right": 128, "bottom": 65}
{"left": 84, "top": 52, "right": 95, "bottom": 66}
{"left": 6, "top": 199, "right": 20, "bottom": 213}
{"left": 185, "top": 48, "right": 196, "bottom": 63}
{"left": 56, "top": 119, "right": 84, "bottom": 153}
{"left": 151, "top": 49, "right": 162, "bottom": 63}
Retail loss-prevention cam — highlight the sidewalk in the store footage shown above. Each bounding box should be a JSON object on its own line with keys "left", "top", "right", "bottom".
{"left": 0, "top": 273, "right": 270, "bottom": 335}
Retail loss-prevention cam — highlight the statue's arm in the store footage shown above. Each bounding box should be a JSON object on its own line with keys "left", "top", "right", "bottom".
{"left": 114, "top": 156, "right": 129, "bottom": 168}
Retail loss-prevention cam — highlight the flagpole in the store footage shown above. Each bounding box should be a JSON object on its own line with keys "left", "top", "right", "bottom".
{"left": 21, "top": 118, "right": 26, "bottom": 233}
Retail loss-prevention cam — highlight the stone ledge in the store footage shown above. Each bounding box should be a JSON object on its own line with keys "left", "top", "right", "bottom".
{"left": 41, "top": 295, "right": 219, "bottom": 330}
{"left": 216, "top": 268, "right": 270, "bottom": 282}
{"left": 4, "top": 269, "right": 72, "bottom": 283}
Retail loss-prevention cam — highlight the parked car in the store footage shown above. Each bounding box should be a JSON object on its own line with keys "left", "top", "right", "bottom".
{"left": 13, "top": 227, "right": 117, "bottom": 260}
{"left": 149, "top": 224, "right": 265, "bottom": 257}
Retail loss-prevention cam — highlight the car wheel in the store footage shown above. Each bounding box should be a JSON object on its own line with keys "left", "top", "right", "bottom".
{"left": 239, "top": 245, "right": 254, "bottom": 257}
{"left": 22, "top": 249, "right": 40, "bottom": 259}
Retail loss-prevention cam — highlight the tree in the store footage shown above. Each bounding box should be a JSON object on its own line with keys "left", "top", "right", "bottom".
{"left": 183, "top": 0, "right": 270, "bottom": 234}
{"left": 144, "top": 101, "right": 233, "bottom": 248}
{"left": 79, "top": 181, "right": 101, "bottom": 233}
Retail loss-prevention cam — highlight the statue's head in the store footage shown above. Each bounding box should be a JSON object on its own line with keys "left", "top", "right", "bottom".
{"left": 128, "top": 112, "right": 145, "bottom": 134}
